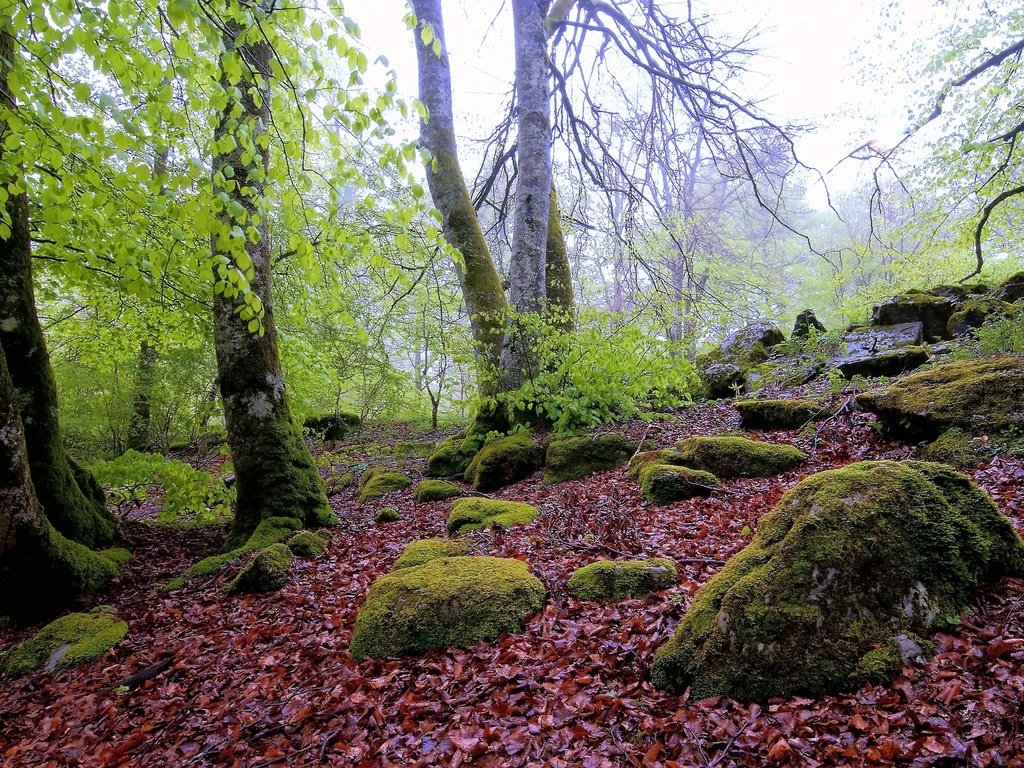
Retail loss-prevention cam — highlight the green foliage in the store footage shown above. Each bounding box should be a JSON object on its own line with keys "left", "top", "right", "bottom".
{"left": 974, "top": 314, "right": 1024, "bottom": 354}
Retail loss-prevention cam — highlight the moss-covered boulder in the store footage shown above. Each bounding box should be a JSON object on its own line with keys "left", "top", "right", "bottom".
{"left": 543, "top": 433, "right": 635, "bottom": 484}
{"left": 1, "top": 610, "right": 128, "bottom": 677}
{"left": 735, "top": 399, "right": 825, "bottom": 430}
{"left": 920, "top": 428, "right": 989, "bottom": 469}
{"left": 358, "top": 467, "right": 412, "bottom": 502}
{"left": 873, "top": 293, "right": 957, "bottom": 342}
{"left": 650, "top": 460, "right": 1024, "bottom": 701}
{"left": 464, "top": 433, "right": 544, "bottom": 492}
{"left": 412, "top": 479, "right": 462, "bottom": 502}
{"left": 994, "top": 271, "right": 1024, "bottom": 303}
{"left": 639, "top": 464, "right": 718, "bottom": 504}
{"left": 227, "top": 543, "right": 293, "bottom": 594}
{"left": 325, "top": 471, "right": 353, "bottom": 496}
{"left": 857, "top": 357, "right": 1024, "bottom": 439}
{"left": 568, "top": 558, "right": 678, "bottom": 601}
{"left": 187, "top": 516, "right": 302, "bottom": 579}
{"left": 671, "top": 436, "right": 805, "bottom": 478}
{"left": 374, "top": 507, "right": 401, "bottom": 523}
{"left": 349, "top": 556, "right": 545, "bottom": 659}
{"left": 446, "top": 497, "right": 539, "bottom": 535}
{"left": 792, "top": 309, "right": 826, "bottom": 339}
{"left": 393, "top": 538, "right": 472, "bottom": 570}
{"left": 287, "top": 531, "right": 328, "bottom": 558}
{"left": 698, "top": 322, "right": 786, "bottom": 398}
{"left": 425, "top": 430, "right": 486, "bottom": 478}
{"left": 947, "top": 298, "right": 1014, "bottom": 337}
{"left": 303, "top": 411, "right": 360, "bottom": 441}
{"left": 701, "top": 362, "right": 746, "bottom": 399}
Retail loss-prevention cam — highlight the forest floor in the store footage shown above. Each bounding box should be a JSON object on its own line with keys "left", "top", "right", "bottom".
{"left": 2, "top": 378, "right": 1024, "bottom": 767}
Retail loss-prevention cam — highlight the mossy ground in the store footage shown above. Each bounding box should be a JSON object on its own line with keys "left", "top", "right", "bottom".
{"left": 358, "top": 467, "right": 412, "bottom": 502}
{"left": 185, "top": 516, "right": 301, "bottom": 581}
{"left": 672, "top": 435, "right": 805, "bottom": 478}
{"left": 543, "top": 433, "right": 634, "bottom": 484}
{"left": 735, "top": 399, "right": 825, "bottom": 430}
{"left": 393, "top": 538, "right": 472, "bottom": 570}
{"left": 639, "top": 464, "right": 718, "bottom": 504}
{"left": 425, "top": 431, "right": 486, "bottom": 478}
{"left": 446, "top": 498, "right": 539, "bottom": 535}
{"left": 97, "top": 547, "right": 132, "bottom": 567}
{"left": 412, "top": 479, "right": 462, "bottom": 502}
{"left": 464, "top": 433, "right": 544, "bottom": 492}
{"left": 349, "top": 556, "right": 545, "bottom": 659}
{"left": 568, "top": 558, "right": 677, "bottom": 601}
{"left": 1, "top": 610, "right": 128, "bottom": 677}
{"left": 920, "top": 428, "right": 989, "bottom": 469}
{"left": 227, "top": 543, "right": 294, "bottom": 594}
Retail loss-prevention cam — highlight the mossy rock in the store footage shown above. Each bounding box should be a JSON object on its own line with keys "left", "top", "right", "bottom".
{"left": 994, "top": 271, "right": 1024, "bottom": 303}
{"left": 873, "top": 293, "right": 957, "bottom": 342}
{"left": 639, "top": 463, "right": 718, "bottom": 504}
{"left": 349, "top": 556, "right": 545, "bottom": 659}
{"left": 325, "top": 471, "right": 354, "bottom": 496}
{"left": 446, "top": 498, "right": 539, "bottom": 536}
{"left": 947, "top": 298, "right": 1015, "bottom": 338}
{"left": 735, "top": 399, "right": 825, "bottom": 430}
{"left": 1, "top": 610, "right": 128, "bottom": 677}
{"left": 187, "top": 516, "right": 302, "bottom": 579}
{"left": 412, "top": 479, "right": 462, "bottom": 502}
{"left": 792, "top": 309, "right": 826, "bottom": 338}
{"left": 358, "top": 467, "right": 412, "bottom": 502}
{"left": 543, "top": 433, "right": 635, "bottom": 484}
{"left": 672, "top": 435, "right": 806, "bottom": 478}
{"left": 393, "top": 538, "right": 472, "bottom": 570}
{"left": 464, "top": 433, "right": 544, "bottom": 492}
{"left": 375, "top": 507, "right": 401, "bottom": 523}
{"left": 303, "top": 411, "right": 360, "bottom": 441}
{"left": 650, "top": 460, "right": 1024, "bottom": 701}
{"left": 700, "top": 362, "right": 746, "bottom": 399}
{"left": 97, "top": 547, "right": 133, "bottom": 567}
{"left": 425, "top": 431, "right": 486, "bottom": 478}
{"left": 287, "top": 531, "right": 328, "bottom": 558}
{"left": 920, "top": 428, "right": 989, "bottom": 469}
{"left": 393, "top": 440, "right": 434, "bottom": 458}
{"left": 227, "top": 544, "right": 294, "bottom": 594}
{"left": 626, "top": 447, "right": 690, "bottom": 480}
{"left": 856, "top": 357, "right": 1024, "bottom": 439}
{"left": 568, "top": 558, "right": 678, "bottom": 601}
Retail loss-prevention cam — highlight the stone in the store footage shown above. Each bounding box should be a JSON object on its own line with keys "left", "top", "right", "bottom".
{"left": 735, "top": 399, "right": 825, "bottom": 430}
{"left": 357, "top": 467, "right": 411, "bottom": 502}
{"left": 568, "top": 558, "right": 678, "bottom": 601}
{"left": 1, "top": 610, "right": 128, "bottom": 677}
{"left": 446, "top": 498, "right": 539, "bottom": 535}
{"left": 303, "top": 411, "right": 360, "bottom": 441}
{"left": 463, "top": 433, "right": 544, "bottom": 492}
{"left": 698, "top": 321, "right": 786, "bottom": 399}
{"left": 227, "top": 543, "right": 293, "bottom": 594}
{"left": 994, "top": 271, "right": 1024, "bottom": 303}
{"left": 639, "top": 464, "right": 718, "bottom": 504}
{"left": 831, "top": 323, "right": 929, "bottom": 377}
{"left": 873, "top": 294, "right": 957, "bottom": 342}
{"left": 792, "top": 309, "right": 826, "bottom": 338}
{"left": 543, "top": 433, "right": 635, "bottom": 484}
{"left": 947, "top": 298, "right": 1013, "bottom": 337}
{"left": 701, "top": 362, "right": 746, "bottom": 399}
{"left": 393, "top": 538, "right": 472, "bottom": 570}
{"left": 671, "top": 435, "right": 806, "bottom": 478}
{"left": 412, "top": 480, "right": 462, "bottom": 502}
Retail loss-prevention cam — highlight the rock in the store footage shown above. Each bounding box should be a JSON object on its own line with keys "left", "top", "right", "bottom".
{"left": 698, "top": 322, "right": 786, "bottom": 399}
{"left": 930, "top": 283, "right": 989, "bottom": 301}
{"left": 393, "top": 538, "right": 472, "bottom": 570}
{"left": 426, "top": 430, "right": 486, "bottom": 478}
{"left": 627, "top": 448, "right": 692, "bottom": 480}
{"left": 412, "top": 479, "right": 462, "bottom": 502}
{"left": 701, "top": 362, "right": 746, "bottom": 399}
{"left": 358, "top": 467, "right": 411, "bottom": 502}
{"left": 735, "top": 399, "right": 825, "bottom": 430}
{"left": 639, "top": 464, "right": 718, "bottom": 504}
{"left": 543, "top": 433, "right": 635, "bottom": 484}
{"left": 1, "top": 610, "right": 128, "bottom": 677}
{"left": 792, "top": 309, "right": 826, "bottom": 338}
{"left": 325, "top": 471, "right": 353, "bottom": 496}
{"left": 287, "top": 531, "right": 328, "bottom": 558}
{"left": 303, "top": 411, "right": 360, "bottom": 441}
{"left": 186, "top": 516, "right": 302, "bottom": 579}
{"left": 464, "top": 433, "right": 544, "bottom": 492}
{"left": 349, "top": 556, "right": 545, "bottom": 658}
{"left": 873, "top": 293, "right": 957, "bottom": 342}
{"left": 857, "top": 357, "right": 1024, "bottom": 439}
{"left": 919, "top": 428, "right": 989, "bottom": 469}
{"left": 672, "top": 435, "right": 806, "bottom": 478}
{"left": 568, "top": 558, "right": 678, "bottom": 601}
{"left": 650, "top": 460, "right": 1024, "bottom": 700}
{"left": 994, "top": 271, "right": 1024, "bottom": 303}
{"left": 227, "top": 544, "right": 294, "bottom": 594}
{"left": 836, "top": 345, "right": 930, "bottom": 378}
{"left": 446, "top": 498, "right": 539, "bottom": 535}
{"left": 374, "top": 507, "right": 401, "bottom": 523}
{"left": 832, "top": 323, "right": 929, "bottom": 377}
{"left": 947, "top": 298, "right": 1013, "bottom": 337}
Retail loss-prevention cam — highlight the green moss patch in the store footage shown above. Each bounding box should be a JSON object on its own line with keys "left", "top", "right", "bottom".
{"left": 303, "top": 411, "right": 360, "bottom": 441}
{"left": 568, "top": 558, "right": 677, "bottom": 601}
{"left": 464, "top": 433, "right": 544, "bottom": 492}
{"left": 393, "top": 538, "right": 472, "bottom": 570}
{"left": 425, "top": 431, "right": 486, "bottom": 478}
{"left": 446, "top": 498, "right": 539, "bottom": 535}
{"left": 1, "top": 610, "right": 128, "bottom": 677}
{"left": 735, "top": 399, "right": 825, "bottom": 430}
{"left": 413, "top": 479, "right": 462, "bottom": 502}
{"left": 187, "top": 516, "right": 301, "bottom": 580}
{"left": 287, "top": 531, "right": 328, "bottom": 558}
{"left": 349, "top": 556, "right": 545, "bottom": 659}
{"left": 358, "top": 467, "right": 412, "bottom": 502}
{"left": 375, "top": 507, "right": 401, "bottom": 523}
{"left": 672, "top": 435, "right": 806, "bottom": 478}
{"left": 97, "top": 547, "right": 133, "bottom": 567}
{"left": 650, "top": 460, "right": 1024, "bottom": 701}
{"left": 639, "top": 464, "right": 718, "bottom": 504}
{"left": 227, "top": 544, "right": 294, "bottom": 594}
{"left": 543, "top": 433, "right": 635, "bottom": 484}
{"left": 920, "top": 428, "right": 989, "bottom": 469}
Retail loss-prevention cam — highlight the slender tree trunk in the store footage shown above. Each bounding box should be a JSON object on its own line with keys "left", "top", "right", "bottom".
{"left": 210, "top": 5, "right": 331, "bottom": 551}
{"left": 0, "top": 28, "right": 114, "bottom": 548}
{"left": 545, "top": 183, "right": 575, "bottom": 329}
{"left": 127, "top": 340, "right": 157, "bottom": 452}
{"left": 412, "top": 0, "right": 507, "bottom": 394}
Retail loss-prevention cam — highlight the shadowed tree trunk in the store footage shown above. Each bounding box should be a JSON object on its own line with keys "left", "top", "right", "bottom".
{"left": 545, "top": 183, "right": 575, "bottom": 329}
{"left": 0, "top": 28, "right": 114, "bottom": 549}
{"left": 127, "top": 339, "right": 157, "bottom": 452}
{"left": 210, "top": 3, "right": 332, "bottom": 551}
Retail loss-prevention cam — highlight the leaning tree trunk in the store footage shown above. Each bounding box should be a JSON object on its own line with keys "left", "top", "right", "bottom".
{"left": 412, "top": 0, "right": 507, "bottom": 395}
{"left": 545, "top": 183, "right": 575, "bottom": 330}
{"left": 210, "top": 4, "right": 331, "bottom": 551}
{"left": 0, "top": 341, "right": 117, "bottom": 621}
{"left": 499, "top": 0, "right": 553, "bottom": 390}
{"left": 0, "top": 28, "right": 114, "bottom": 548}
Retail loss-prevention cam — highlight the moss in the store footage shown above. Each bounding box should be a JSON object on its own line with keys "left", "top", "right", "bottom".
{"left": 947, "top": 298, "right": 1013, "bottom": 337}
{"left": 188, "top": 516, "right": 301, "bottom": 578}
{"left": 287, "top": 531, "right": 328, "bottom": 558}
{"left": 357, "top": 467, "right": 412, "bottom": 502}
{"left": 735, "top": 399, "right": 825, "bottom": 430}
{"left": 446, "top": 497, "right": 539, "bottom": 535}
{"left": 568, "top": 558, "right": 678, "bottom": 601}
{"left": 303, "top": 411, "right": 360, "bottom": 441}
{"left": 393, "top": 538, "right": 472, "bottom": 570}
{"left": 375, "top": 507, "right": 401, "bottom": 523}
{"left": 97, "top": 547, "right": 132, "bottom": 567}
{"left": 227, "top": 543, "right": 293, "bottom": 594}
{"left": 158, "top": 576, "right": 187, "bottom": 592}
{"left": 543, "top": 433, "right": 635, "bottom": 484}
{"left": 853, "top": 634, "right": 932, "bottom": 685}
{"left": 639, "top": 464, "right": 718, "bottom": 504}
{"left": 464, "top": 433, "right": 544, "bottom": 491}
{"left": 650, "top": 461, "right": 1024, "bottom": 701}
{"left": 426, "top": 431, "right": 486, "bottom": 478}
{"left": 920, "top": 428, "right": 989, "bottom": 469}
{"left": 873, "top": 292, "right": 957, "bottom": 342}
{"left": 349, "top": 556, "right": 545, "bottom": 659}
{"left": 627, "top": 449, "right": 680, "bottom": 480}
{"left": 857, "top": 357, "right": 1024, "bottom": 439}
{"left": 413, "top": 479, "right": 463, "bottom": 502}
{"left": 1, "top": 610, "right": 128, "bottom": 677}
{"left": 393, "top": 440, "right": 434, "bottom": 458}
{"left": 325, "top": 471, "right": 353, "bottom": 496}
{"left": 672, "top": 435, "right": 806, "bottom": 478}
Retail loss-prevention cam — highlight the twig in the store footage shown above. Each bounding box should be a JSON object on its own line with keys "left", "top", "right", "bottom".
{"left": 707, "top": 705, "right": 760, "bottom": 768}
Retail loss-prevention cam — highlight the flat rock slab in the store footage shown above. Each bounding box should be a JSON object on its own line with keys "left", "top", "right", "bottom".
{"left": 832, "top": 323, "right": 929, "bottom": 377}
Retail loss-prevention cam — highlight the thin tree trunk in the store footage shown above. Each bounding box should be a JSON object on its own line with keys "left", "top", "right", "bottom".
{"left": 545, "top": 183, "right": 575, "bottom": 329}
{"left": 210, "top": 5, "right": 331, "bottom": 551}
{"left": 0, "top": 28, "right": 114, "bottom": 548}
{"left": 127, "top": 340, "right": 157, "bottom": 452}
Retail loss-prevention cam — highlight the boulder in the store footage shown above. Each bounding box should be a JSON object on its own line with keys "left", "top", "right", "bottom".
{"left": 792, "top": 309, "right": 826, "bottom": 339}
{"left": 446, "top": 498, "right": 539, "bottom": 535}
{"left": 393, "top": 538, "right": 472, "bottom": 570}
{"left": 1, "top": 610, "right": 128, "bottom": 677}
{"left": 568, "top": 558, "right": 678, "bottom": 601}
{"left": 947, "top": 298, "right": 1013, "bottom": 337}
{"left": 358, "top": 467, "right": 411, "bottom": 502}
{"left": 349, "top": 556, "right": 545, "bottom": 659}
{"left": 930, "top": 283, "right": 989, "bottom": 301}
{"left": 287, "top": 531, "right": 328, "bottom": 558}
{"left": 671, "top": 435, "right": 806, "bottom": 478}
{"left": 426, "top": 430, "right": 486, "bottom": 478}
{"left": 698, "top": 321, "right": 786, "bottom": 399}
{"left": 374, "top": 507, "right": 401, "bottom": 523}
{"left": 464, "top": 433, "right": 544, "bottom": 492}
{"left": 639, "top": 464, "right": 718, "bottom": 504}
{"left": 412, "top": 479, "right": 462, "bottom": 502}
{"left": 650, "top": 461, "right": 1024, "bottom": 700}
{"left": 701, "top": 362, "right": 746, "bottom": 399}
{"left": 873, "top": 293, "right": 957, "bottom": 342}
{"left": 856, "top": 357, "right": 1024, "bottom": 439}
{"left": 994, "top": 271, "right": 1024, "bottom": 303}
{"left": 919, "top": 428, "right": 989, "bottom": 469}
{"left": 303, "top": 411, "right": 360, "bottom": 441}
{"left": 831, "top": 323, "right": 929, "bottom": 377}
{"left": 543, "top": 433, "right": 635, "bottom": 484}
{"left": 227, "top": 543, "right": 293, "bottom": 594}
{"left": 735, "top": 399, "right": 825, "bottom": 430}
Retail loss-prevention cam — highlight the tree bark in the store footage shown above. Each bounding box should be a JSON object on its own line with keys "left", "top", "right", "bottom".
{"left": 545, "top": 183, "right": 575, "bottom": 329}
{"left": 0, "top": 28, "right": 114, "bottom": 548}
{"left": 127, "top": 340, "right": 157, "bottom": 452}
{"left": 210, "top": 5, "right": 331, "bottom": 551}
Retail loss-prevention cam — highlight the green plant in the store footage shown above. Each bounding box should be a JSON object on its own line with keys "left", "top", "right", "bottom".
{"left": 974, "top": 314, "right": 1024, "bottom": 354}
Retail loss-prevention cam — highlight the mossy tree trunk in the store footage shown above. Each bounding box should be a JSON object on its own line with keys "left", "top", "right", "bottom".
{"left": 0, "top": 28, "right": 114, "bottom": 549}
{"left": 545, "top": 183, "right": 575, "bottom": 330}
{"left": 0, "top": 341, "right": 117, "bottom": 621}
{"left": 210, "top": 5, "right": 331, "bottom": 551}
{"left": 126, "top": 339, "right": 157, "bottom": 452}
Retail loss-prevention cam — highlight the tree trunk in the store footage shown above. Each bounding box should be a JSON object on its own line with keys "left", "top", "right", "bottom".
{"left": 127, "top": 340, "right": 157, "bottom": 452}
{"left": 210, "top": 6, "right": 331, "bottom": 551}
{"left": 412, "top": 0, "right": 507, "bottom": 393}
{"left": 0, "top": 28, "right": 114, "bottom": 548}
{"left": 545, "top": 183, "right": 575, "bottom": 329}
{"left": 0, "top": 341, "right": 117, "bottom": 621}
